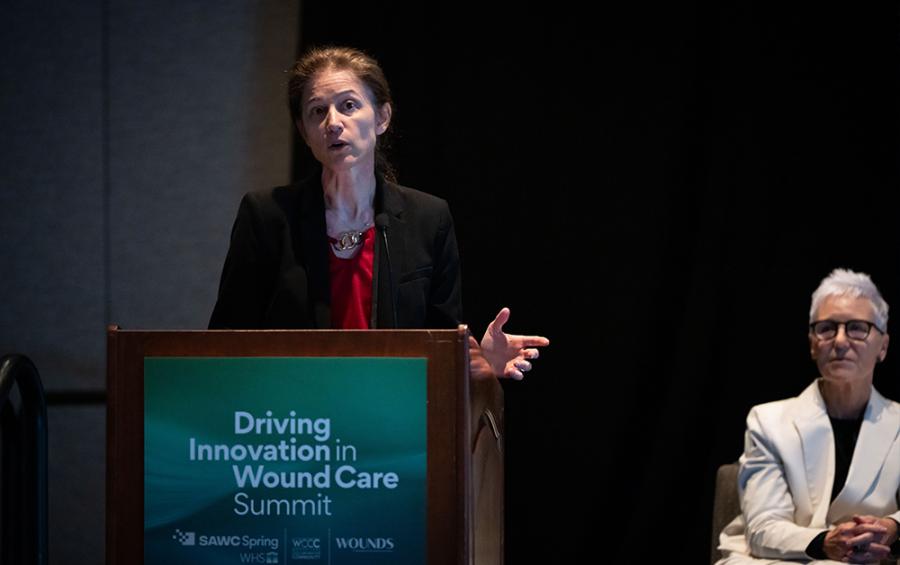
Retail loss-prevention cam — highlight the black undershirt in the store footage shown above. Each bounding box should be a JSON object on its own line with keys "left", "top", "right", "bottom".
{"left": 805, "top": 414, "right": 900, "bottom": 559}
{"left": 829, "top": 414, "right": 864, "bottom": 504}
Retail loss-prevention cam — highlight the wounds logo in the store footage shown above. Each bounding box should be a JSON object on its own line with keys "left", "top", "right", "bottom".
{"left": 334, "top": 537, "right": 395, "bottom": 553}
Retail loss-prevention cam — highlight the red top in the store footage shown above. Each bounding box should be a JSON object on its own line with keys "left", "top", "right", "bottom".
{"left": 328, "top": 227, "right": 375, "bottom": 329}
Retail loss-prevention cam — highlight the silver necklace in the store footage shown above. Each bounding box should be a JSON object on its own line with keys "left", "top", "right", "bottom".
{"left": 329, "top": 222, "right": 372, "bottom": 251}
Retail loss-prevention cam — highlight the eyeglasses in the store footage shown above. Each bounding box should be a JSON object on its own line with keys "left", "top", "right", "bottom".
{"left": 809, "top": 319, "right": 885, "bottom": 341}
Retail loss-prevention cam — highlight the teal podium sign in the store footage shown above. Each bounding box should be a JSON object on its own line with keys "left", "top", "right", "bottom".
{"left": 143, "top": 357, "right": 427, "bottom": 564}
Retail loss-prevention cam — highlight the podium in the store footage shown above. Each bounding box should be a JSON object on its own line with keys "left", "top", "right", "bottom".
{"left": 106, "top": 326, "right": 504, "bottom": 565}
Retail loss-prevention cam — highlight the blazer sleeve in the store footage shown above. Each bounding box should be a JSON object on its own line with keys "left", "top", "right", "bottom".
{"left": 425, "top": 201, "right": 462, "bottom": 328}
{"left": 739, "top": 407, "right": 824, "bottom": 560}
{"left": 209, "top": 193, "right": 277, "bottom": 329}
{"left": 892, "top": 476, "right": 900, "bottom": 526}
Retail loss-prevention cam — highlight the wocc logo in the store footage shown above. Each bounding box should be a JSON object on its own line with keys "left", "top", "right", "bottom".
{"left": 172, "top": 529, "right": 196, "bottom": 546}
{"left": 291, "top": 537, "right": 321, "bottom": 560}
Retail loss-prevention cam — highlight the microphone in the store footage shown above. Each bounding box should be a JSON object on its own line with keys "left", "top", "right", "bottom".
{"left": 374, "top": 214, "right": 398, "bottom": 328}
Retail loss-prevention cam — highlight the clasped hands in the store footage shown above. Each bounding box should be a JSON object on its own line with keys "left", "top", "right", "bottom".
{"left": 823, "top": 514, "right": 899, "bottom": 563}
{"left": 468, "top": 307, "right": 549, "bottom": 380}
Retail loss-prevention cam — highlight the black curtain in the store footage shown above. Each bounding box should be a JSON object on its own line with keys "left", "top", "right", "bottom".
{"left": 295, "top": 2, "right": 900, "bottom": 560}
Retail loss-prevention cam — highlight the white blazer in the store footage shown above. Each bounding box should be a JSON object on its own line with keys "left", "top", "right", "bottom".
{"left": 717, "top": 380, "right": 900, "bottom": 564}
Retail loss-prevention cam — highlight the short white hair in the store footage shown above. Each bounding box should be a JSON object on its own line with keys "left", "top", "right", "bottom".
{"left": 809, "top": 268, "right": 889, "bottom": 331}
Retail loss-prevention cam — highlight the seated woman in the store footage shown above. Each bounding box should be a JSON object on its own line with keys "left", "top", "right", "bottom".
{"left": 717, "top": 268, "right": 900, "bottom": 564}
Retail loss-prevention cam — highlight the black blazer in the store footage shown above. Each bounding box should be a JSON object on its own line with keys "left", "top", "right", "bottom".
{"left": 209, "top": 172, "right": 462, "bottom": 329}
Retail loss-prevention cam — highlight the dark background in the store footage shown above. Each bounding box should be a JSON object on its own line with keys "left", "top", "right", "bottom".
{"left": 1, "top": 1, "right": 897, "bottom": 563}
{"left": 297, "top": 2, "right": 900, "bottom": 561}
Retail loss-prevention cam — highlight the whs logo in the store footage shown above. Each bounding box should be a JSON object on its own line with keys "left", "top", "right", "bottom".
{"left": 172, "top": 529, "right": 196, "bottom": 546}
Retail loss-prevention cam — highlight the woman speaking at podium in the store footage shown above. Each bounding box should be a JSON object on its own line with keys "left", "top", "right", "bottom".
{"left": 209, "top": 46, "right": 547, "bottom": 380}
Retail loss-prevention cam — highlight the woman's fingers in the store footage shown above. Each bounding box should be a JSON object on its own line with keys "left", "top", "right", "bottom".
{"left": 514, "top": 359, "right": 532, "bottom": 372}
{"left": 522, "top": 348, "right": 541, "bottom": 359}
{"left": 515, "top": 335, "right": 550, "bottom": 347}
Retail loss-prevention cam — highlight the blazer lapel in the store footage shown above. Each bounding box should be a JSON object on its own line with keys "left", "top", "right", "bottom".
{"left": 296, "top": 172, "right": 331, "bottom": 329}
{"left": 828, "top": 387, "right": 900, "bottom": 522}
{"left": 793, "top": 381, "right": 835, "bottom": 526}
{"left": 373, "top": 178, "right": 406, "bottom": 329}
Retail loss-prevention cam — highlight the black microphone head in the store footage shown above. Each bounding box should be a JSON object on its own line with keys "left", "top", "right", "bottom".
{"left": 374, "top": 213, "right": 389, "bottom": 229}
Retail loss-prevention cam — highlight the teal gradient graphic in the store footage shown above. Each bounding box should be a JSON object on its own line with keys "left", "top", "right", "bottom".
{"left": 144, "top": 357, "right": 426, "bottom": 564}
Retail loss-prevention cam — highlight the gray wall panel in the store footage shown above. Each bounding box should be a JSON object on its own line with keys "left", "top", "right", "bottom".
{"left": 0, "top": 2, "right": 106, "bottom": 390}
{"left": 108, "top": 1, "right": 296, "bottom": 330}
{"left": 47, "top": 404, "right": 105, "bottom": 565}
{"left": 1, "top": 3, "right": 298, "bottom": 563}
